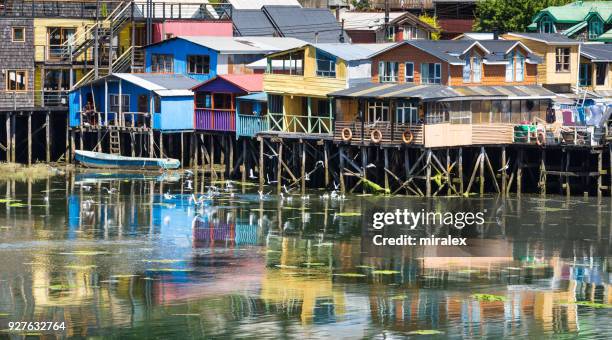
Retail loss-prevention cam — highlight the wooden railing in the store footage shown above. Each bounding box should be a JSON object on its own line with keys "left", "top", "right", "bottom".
{"left": 334, "top": 121, "right": 424, "bottom": 145}
{"left": 79, "top": 111, "right": 150, "bottom": 129}
{"left": 267, "top": 113, "right": 333, "bottom": 134}
{"left": 236, "top": 114, "right": 268, "bottom": 138}
{"left": 195, "top": 108, "right": 235, "bottom": 132}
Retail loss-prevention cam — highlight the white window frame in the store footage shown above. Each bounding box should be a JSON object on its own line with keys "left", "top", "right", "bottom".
{"left": 379, "top": 61, "right": 399, "bottom": 83}
{"left": 396, "top": 101, "right": 418, "bottom": 125}
{"left": 109, "top": 94, "right": 130, "bottom": 113}
{"left": 506, "top": 52, "right": 515, "bottom": 82}
{"left": 405, "top": 62, "right": 414, "bottom": 83}
{"left": 403, "top": 26, "right": 417, "bottom": 40}
{"left": 421, "top": 63, "right": 441, "bottom": 84}
{"left": 367, "top": 101, "right": 389, "bottom": 123}
{"left": 515, "top": 53, "right": 524, "bottom": 82}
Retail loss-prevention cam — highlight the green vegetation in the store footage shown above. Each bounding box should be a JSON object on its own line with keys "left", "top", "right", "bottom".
{"left": 473, "top": 0, "right": 573, "bottom": 33}
{"left": 471, "top": 293, "right": 507, "bottom": 302}
{"left": 407, "top": 330, "right": 444, "bottom": 335}
{"left": 0, "top": 163, "right": 59, "bottom": 181}
{"left": 419, "top": 14, "right": 441, "bottom": 40}
{"left": 351, "top": 0, "right": 370, "bottom": 11}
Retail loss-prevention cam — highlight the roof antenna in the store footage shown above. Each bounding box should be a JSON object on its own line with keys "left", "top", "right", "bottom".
{"left": 339, "top": 19, "right": 345, "bottom": 43}
{"left": 315, "top": 32, "right": 319, "bottom": 43}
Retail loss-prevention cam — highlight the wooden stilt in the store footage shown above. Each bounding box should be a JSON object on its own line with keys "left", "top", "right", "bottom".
{"left": 458, "top": 147, "right": 464, "bottom": 194}
{"left": 180, "top": 132, "right": 184, "bottom": 168}
{"left": 229, "top": 135, "right": 234, "bottom": 178}
{"left": 10, "top": 114, "right": 15, "bottom": 162}
{"left": 149, "top": 130, "right": 154, "bottom": 157}
{"left": 597, "top": 150, "right": 603, "bottom": 198}
{"left": 540, "top": 149, "right": 546, "bottom": 196}
{"left": 404, "top": 148, "right": 410, "bottom": 194}
{"left": 97, "top": 130, "right": 102, "bottom": 152}
{"left": 479, "top": 147, "right": 485, "bottom": 196}
{"left": 259, "top": 137, "right": 264, "bottom": 191}
{"left": 426, "top": 149, "right": 432, "bottom": 197}
{"left": 70, "top": 130, "right": 75, "bottom": 162}
{"left": 501, "top": 147, "right": 507, "bottom": 196}
{"left": 210, "top": 135, "right": 216, "bottom": 180}
{"left": 5, "top": 114, "right": 10, "bottom": 162}
{"left": 189, "top": 133, "right": 194, "bottom": 167}
{"left": 160, "top": 133, "right": 164, "bottom": 158}
{"left": 45, "top": 112, "right": 51, "bottom": 163}
{"left": 361, "top": 147, "right": 367, "bottom": 194}
{"left": 384, "top": 147, "right": 389, "bottom": 193}
{"left": 277, "top": 142, "right": 283, "bottom": 193}
{"left": 241, "top": 139, "right": 247, "bottom": 185}
{"left": 79, "top": 129, "right": 83, "bottom": 151}
{"left": 27, "top": 113, "right": 31, "bottom": 166}
{"left": 339, "top": 145, "right": 346, "bottom": 193}
{"left": 517, "top": 149, "right": 523, "bottom": 195}
{"left": 446, "top": 148, "right": 451, "bottom": 196}
{"left": 301, "top": 141, "right": 306, "bottom": 195}
{"left": 565, "top": 149, "right": 571, "bottom": 197}
{"left": 323, "top": 141, "right": 329, "bottom": 187}
{"left": 193, "top": 133, "right": 199, "bottom": 169}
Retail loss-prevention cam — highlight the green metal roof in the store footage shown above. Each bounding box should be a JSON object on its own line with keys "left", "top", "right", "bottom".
{"left": 534, "top": 1, "right": 612, "bottom": 24}
{"left": 594, "top": 27, "right": 612, "bottom": 41}
{"left": 562, "top": 21, "right": 588, "bottom": 36}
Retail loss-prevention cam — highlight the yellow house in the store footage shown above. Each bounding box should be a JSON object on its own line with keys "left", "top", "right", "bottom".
{"left": 503, "top": 32, "right": 580, "bottom": 93}
{"left": 579, "top": 43, "right": 612, "bottom": 97}
{"left": 263, "top": 43, "right": 392, "bottom": 135}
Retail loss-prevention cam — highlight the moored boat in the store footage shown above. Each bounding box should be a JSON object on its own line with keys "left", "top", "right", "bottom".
{"left": 74, "top": 150, "right": 180, "bottom": 170}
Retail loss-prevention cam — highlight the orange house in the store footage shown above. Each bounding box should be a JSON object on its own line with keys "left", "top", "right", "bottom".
{"left": 331, "top": 40, "right": 556, "bottom": 148}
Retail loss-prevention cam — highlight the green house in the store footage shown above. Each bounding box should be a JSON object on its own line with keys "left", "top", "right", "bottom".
{"left": 529, "top": 1, "right": 612, "bottom": 42}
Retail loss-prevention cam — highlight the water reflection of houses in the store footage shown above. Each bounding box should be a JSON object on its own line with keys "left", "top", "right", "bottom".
{"left": 192, "top": 208, "right": 264, "bottom": 248}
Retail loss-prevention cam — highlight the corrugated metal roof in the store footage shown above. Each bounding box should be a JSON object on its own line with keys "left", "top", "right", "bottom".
{"left": 329, "top": 83, "right": 556, "bottom": 101}
{"left": 154, "top": 89, "right": 194, "bottom": 97}
{"left": 313, "top": 43, "right": 395, "bottom": 61}
{"left": 581, "top": 43, "right": 612, "bottom": 61}
{"left": 262, "top": 6, "right": 347, "bottom": 43}
{"left": 84, "top": 73, "right": 199, "bottom": 95}
{"left": 229, "top": 0, "right": 301, "bottom": 9}
{"left": 237, "top": 92, "right": 267, "bottom": 102}
{"left": 158, "top": 36, "right": 306, "bottom": 54}
{"left": 193, "top": 74, "right": 264, "bottom": 92}
{"left": 338, "top": 11, "right": 406, "bottom": 31}
{"left": 534, "top": 1, "right": 612, "bottom": 24}
{"left": 232, "top": 9, "right": 277, "bottom": 36}
{"left": 505, "top": 32, "right": 580, "bottom": 45}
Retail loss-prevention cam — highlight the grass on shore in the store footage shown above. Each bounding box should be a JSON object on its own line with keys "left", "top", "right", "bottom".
{"left": 0, "top": 162, "right": 62, "bottom": 181}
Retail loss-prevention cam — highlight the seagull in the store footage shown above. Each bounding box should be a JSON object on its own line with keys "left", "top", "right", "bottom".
{"left": 365, "top": 163, "right": 376, "bottom": 169}
{"left": 282, "top": 184, "right": 291, "bottom": 194}
{"left": 320, "top": 193, "right": 329, "bottom": 200}
{"left": 301, "top": 194, "right": 309, "bottom": 201}
{"left": 101, "top": 187, "right": 117, "bottom": 194}
{"left": 185, "top": 180, "right": 193, "bottom": 190}
{"left": 163, "top": 191, "right": 176, "bottom": 200}
{"left": 267, "top": 173, "right": 277, "bottom": 184}
{"left": 81, "top": 185, "right": 92, "bottom": 191}
{"left": 258, "top": 190, "right": 266, "bottom": 200}
{"left": 333, "top": 181, "right": 340, "bottom": 190}
{"left": 498, "top": 159, "right": 511, "bottom": 172}
{"left": 184, "top": 169, "right": 194, "bottom": 177}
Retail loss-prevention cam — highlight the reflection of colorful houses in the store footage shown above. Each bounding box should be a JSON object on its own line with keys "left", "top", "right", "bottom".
{"left": 192, "top": 213, "right": 260, "bottom": 247}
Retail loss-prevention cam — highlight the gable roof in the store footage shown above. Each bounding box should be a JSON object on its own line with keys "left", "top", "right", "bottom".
{"left": 145, "top": 36, "right": 306, "bottom": 54}
{"left": 262, "top": 6, "right": 347, "bottom": 43}
{"left": 534, "top": 1, "right": 612, "bottom": 24}
{"left": 370, "top": 40, "right": 541, "bottom": 65}
{"left": 73, "top": 73, "right": 199, "bottom": 96}
{"left": 504, "top": 32, "right": 581, "bottom": 45}
{"left": 580, "top": 43, "right": 612, "bottom": 62}
{"left": 228, "top": 0, "right": 301, "bottom": 9}
{"left": 232, "top": 9, "right": 277, "bottom": 36}
{"left": 192, "top": 74, "right": 264, "bottom": 93}
{"left": 313, "top": 43, "right": 396, "bottom": 61}
{"left": 338, "top": 10, "right": 435, "bottom": 32}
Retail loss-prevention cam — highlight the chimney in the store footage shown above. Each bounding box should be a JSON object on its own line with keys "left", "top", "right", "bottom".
{"left": 493, "top": 29, "right": 499, "bottom": 40}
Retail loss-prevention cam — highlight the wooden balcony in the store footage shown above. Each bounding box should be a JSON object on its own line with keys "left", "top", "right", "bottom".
{"left": 236, "top": 114, "right": 268, "bottom": 138}
{"left": 195, "top": 108, "right": 235, "bottom": 132}
{"left": 78, "top": 111, "right": 150, "bottom": 132}
{"left": 334, "top": 121, "right": 424, "bottom": 146}
{"left": 267, "top": 113, "right": 333, "bottom": 135}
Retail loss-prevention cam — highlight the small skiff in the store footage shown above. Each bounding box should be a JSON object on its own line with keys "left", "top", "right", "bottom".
{"left": 74, "top": 150, "right": 180, "bottom": 170}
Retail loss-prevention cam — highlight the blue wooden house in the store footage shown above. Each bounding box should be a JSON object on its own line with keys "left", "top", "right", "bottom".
{"left": 143, "top": 36, "right": 306, "bottom": 82}
{"left": 69, "top": 73, "right": 199, "bottom": 131}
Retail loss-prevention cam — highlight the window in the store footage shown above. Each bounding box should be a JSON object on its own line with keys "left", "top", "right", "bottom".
{"left": 396, "top": 101, "right": 418, "bottom": 125}
{"left": 378, "top": 61, "right": 399, "bottom": 82}
{"left": 421, "top": 63, "right": 441, "bottom": 84}
{"left": 579, "top": 63, "right": 592, "bottom": 86}
{"left": 195, "top": 93, "right": 211, "bottom": 108}
{"left": 315, "top": 49, "right": 336, "bottom": 77}
{"left": 268, "top": 51, "right": 304, "bottom": 75}
{"left": 187, "top": 55, "right": 210, "bottom": 74}
{"left": 506, "top": 52, "right": 525, "bottom": 82}
{"left": 595, "top": 63, "right": 607, "bottom": 86}
{"left": 589, "top": 17, "right": 604, "bottom": 40}
{"left": 385, "top": 26, "right": 396, "bottom": 41}
{"left": 151, "top": 54, "right": 173, "bottom": 73}
{"left": 539, "top": 16, "right": 555, "bottom": 33}
{"left": 405, "top": 62, "right": 414, "bottom": 83}
{"left": 109, "top": 94, "right": 129, "bottom": 113}
{"left": 12, "top": 27, "right": 24, "bottom": 42}
{"left": 403, "top": 26, "right": 417, "bottom": 40}
{"left": 153, "top": 95, "right": 161, "bottom": 113}
{"left": 367, "top": 101, "right": 389, "bottom": 122}
{"left": 268, "top": 95, "right": 283, "bottom": 113}
{"left": 449, "top": 101, "right": 471, "bottom": 124}
{"left": 213, "top": 93, "right": 232, "bottom": 110}
{"left": 425, "top": 102, "right": 449, "bottom": 124}
{"left": 5, "top": 70, "right": 27, "bottom": 91}
{"left": 555, "top": 48, "right": 570, "bottom": 72}
{"left": 463, "top": 57, "right": 471, "bottom": 83}
{"left": 47, "top": 27, "right": 75, "bottom": 59}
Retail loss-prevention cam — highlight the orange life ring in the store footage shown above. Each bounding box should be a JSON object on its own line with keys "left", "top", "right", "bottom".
{"left": 402, "top": 129, "right": 414, "bottom": 144}
{"left": 536, "top": 131, "right": 546, "bottom": 146}
{"left": 370, "top": 129, "right": 382, "bottom": 143}
{"left": 341, "top": 128, "right": 352, "bottom": 141}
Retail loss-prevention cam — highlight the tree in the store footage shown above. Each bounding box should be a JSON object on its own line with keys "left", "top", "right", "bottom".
{"left": 473, "top": 0, "right": 574, "bottom": 33}
{"left": 351, "top": 0, "right": 371, "bottom": 11}
{"left": 419, "top": 14, "right": 441, "bottom": 40}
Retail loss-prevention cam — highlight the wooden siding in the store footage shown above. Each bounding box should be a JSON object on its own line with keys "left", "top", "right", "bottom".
{"left": 502, "top": 34, "right": 579, "bottom": 86}
{"left": 371, "top": 43, "right": 450, "bottom": 84}
{"left": 33, "top": 18, "right": 96, "bottom": 62}
{"left": 334, "top": 121, "right": 424, "bottom": 146}
{"left": 449, "top": 63, "right": 538, "bottom": 86}
{"left": 0, "top": 18, "right": 35, "bottom": 109}
{"left": 471, "top": 124, "right": 514, "bottom": 144}
{"left": 264, "top": 45, "right": 347, "bottom": 97}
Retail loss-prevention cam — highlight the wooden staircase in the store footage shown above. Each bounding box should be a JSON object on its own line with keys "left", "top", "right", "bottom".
{"left": 109, "top": 130, "right": 121, "bottom": 155}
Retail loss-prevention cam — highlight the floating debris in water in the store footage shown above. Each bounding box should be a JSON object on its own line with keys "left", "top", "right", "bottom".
{"left": 65, "top": 265, "right": 97, "bottom": 270}
{"left": 333, "top": 273, "right": 366, "bottom": 278}
{"left": 390, "top": 295, "right": 407, "bottom": 300}
{"left": 100, "top": 280, "right": 120, "bottom": 284}
{"left": 470, "top": 294, "right": 506, "bottom": 302}
{"left": 47, "top": 284, "right": 78, "bottom": 291}
{"left": 171, "top": 313, "right": 201, "bottom": 317}
{"left": 142, "top": 259, "right": 185, "bottom": 264}
{"left": 335, "top": 212, "right": 361, "bottom": 217}
{"left": 59, "top": 251, "right": 109, "bottom": 256}
{"left": 275, "top": 264, "right": 298, "bottom": 269}
{"left": 302, "top": 262, "right": 326, "bottom": 266}
{"left": 372, "top": 270, "right": 400, "bottom": 275}
{"left": 563, "top": 301, "right": 612, "bottom": 309}
{"left": 146, "top": 268, "right": 194, "bottom": 272}
{"left": 110, "top": 274, "right": 139, "bottom": 278}
{"left": 407, "top": 330, "right": 444, "bottom": 335}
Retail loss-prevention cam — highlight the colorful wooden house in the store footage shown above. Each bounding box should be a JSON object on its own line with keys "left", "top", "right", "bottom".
{"left": 143, "top": 36, "right": 306, "bottom": 82}
{"left": 339, "top": 11, "right": 435, "bottom": 43}
{"left": 190, "top": 74, "right": 267, "bottom": 137}
{"left": 503, "top": 33, "right": 581, "bottom": 93}
{"left": 263, "top": 42, "right": 392, "bottom": 136}
{"left": 330, "top": 39, "right": 556, "bottom": 148}
{"left": 579, "top": 44, "right": 612, "bottom": 97}
{"left": 528, "top": 1, "right": 612, "bottom": 42}
{"left": 69, "top": 73, "right": 198, "bottom": 131}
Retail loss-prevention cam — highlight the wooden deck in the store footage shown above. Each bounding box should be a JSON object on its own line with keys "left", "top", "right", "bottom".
{"left": 333, "top": 121, "right": 424, "bottom": 146}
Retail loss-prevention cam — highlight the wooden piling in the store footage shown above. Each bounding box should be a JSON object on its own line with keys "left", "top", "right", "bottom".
{"left": 383, "top": 147, "right": 389, "bottom": 193}
{"left": 10, "top": 114, "right": 15, "bottom": 162}
{"left": 517, "top": 149, "right": 523, "bottom": 195}
{"left": 479, "top": 147, "right": 485, "bottom": 196}
{"left": 180, "top": 132, "right": 184, "bottom": 168}
{"left": 565, "top": 149, "right": 571, "bottom": 197}
{"left": 540, "top": 149, "right": 546, "bottom": 196}
{"left": 426, "top": 149, "right": 432, "bottom": 197}
{"left": 149, "top": 130, "right": 154, "bottom": 157}
{"left": 361, "top": 146, "right": 367, "bottom": 194}
{"left": 323, "top": 141, "right": 329, "bottom": 187}
{"left": 339, "top": 145, "right": 345, "bottom": 193}
{"left": 45, "top": 112, "right": 51, "bottom": 163}
{"left": 277, "top": 142, "right": 283, "bottom": 194}
{"left": 27, "top": 113, "right": 31, "bottom": 166}
{"left": 259, "top": 137, "right": 264, "bottom": 191}
{"left": 301, "top": 141, "right": 306, "bottom": 194}
{"left": 458, "top": 147, "right": 464, "bottom": 194}
{"left": 5, "top": 114, "right": 10, "bottom": 162}
{"left": 501, "top": 147, "right": 507, "bottom": 196}
{"left": 597, "top": 150, "right": 603, "bottom": 198}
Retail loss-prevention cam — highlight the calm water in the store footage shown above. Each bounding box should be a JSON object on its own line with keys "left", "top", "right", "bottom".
{"left": 0, "top": 172, "right": 610, "bottom": 339}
